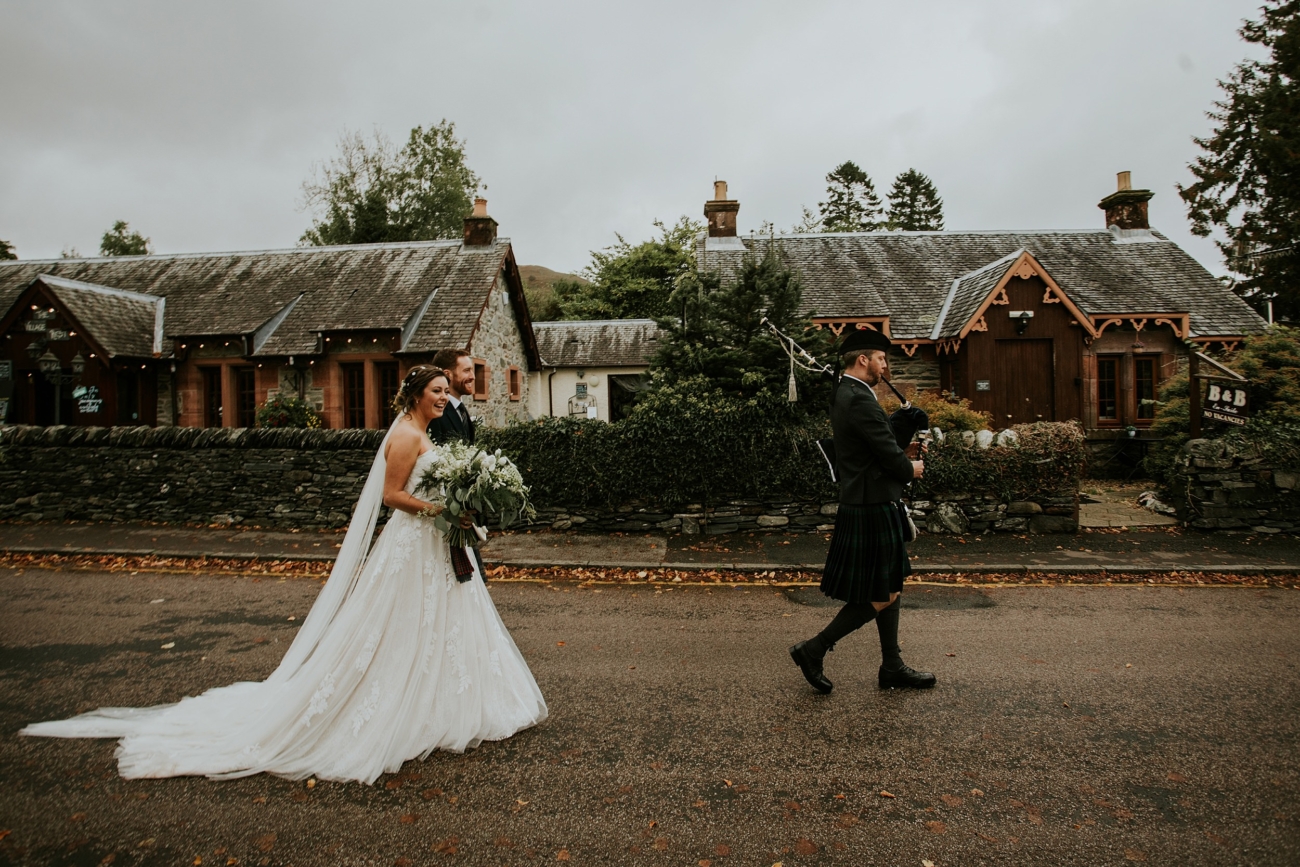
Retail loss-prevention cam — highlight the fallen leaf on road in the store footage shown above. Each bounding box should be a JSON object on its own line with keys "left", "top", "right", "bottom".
{"left": 715, "top": 844, "right": 731, "bottom": 855}
{"left": 946, "top": 653, "right": 956, "bottom": 657}
{"left": 150, "top": 598, "right": 164, "bottom": 604}
{"left": 976, "top": 833, "right": 998, "bottom": 843}
{"left": 160, "top": 642, "right": 175, "bottom": 650}
{"left": 784, "top": 801, "right": 800, "bottom": 811}
{"left": 1206, "top": 832, "right": 1227, "bottom": 845}
{"left": 400, "top": 814, "right": 417, "bottom": 824}
{"left": 70, "top": 812, "right": 86, "bottom": 822}
{"left": 395, "top": 859, "right": 412, "bottom": 867}
{"left": 432, "top": 837, "right": 459, "bottom": 855}
{"left": 653, "top": 838, "right": 668, "bottom": 851}
{"left": 692, "top": 800, "right": 706, "bottom": 808}
{"left": 255, "top": 834, "right": 276, "bottom": 853}
{"left": 306, "top": 779, "right": 316, "bottom": 789}
{"left": 1063, "top": 701, "right": 1070, "bottom": 708}
{"left": 879, "top": 790, "right": 896, "bottom": 799}
{"left": 1167, "top": 772, "right": 1188, "bottom": 783}
{"left": 794, "top": 839, "right": 818, "bottom": 855}
{"left": 923, "top": 860, "right": 935, "bottom": 867}
{"left": 699, "top": 861, "right": 712, "bottom": 867}
{"left": 556, "top": 850, "right": 570, "bottom": 861}
{"left": 1124, "top": 850, "right": 1146, "bottom": 862}
{"left": 556, "top": 641, "right": 566, "bottom": 647}
{"left": 970, "top": 789, "right": 984, "bottom": 797}
{"left": 834, "top": 793, "right": 845, "bottom": 799}
{"left": 834, "top": 813, "right": 858, "bottom": 829}
{"left": 925, "top": 821, "right": 946, "bottom": 834}
{"left": 940, "top": 794, "right": 963, "bottom": 807}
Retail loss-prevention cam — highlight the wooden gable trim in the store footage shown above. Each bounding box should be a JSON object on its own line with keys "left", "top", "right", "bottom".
{"left": 1090, "top": 313, "right": 1190, "bottom": 340}
{"left": 811, "top": 317, "right": 892, "bottom": 338}
{"left": 957, "top": 251, "right": 1097, "bottom": 341}
{"left": 0, "top": 278, "right": 114, "bottom": 367}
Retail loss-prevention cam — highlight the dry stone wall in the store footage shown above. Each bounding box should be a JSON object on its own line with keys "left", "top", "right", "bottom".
{"left": 1177, "top": 438, "right": 1299, "bottom": 533}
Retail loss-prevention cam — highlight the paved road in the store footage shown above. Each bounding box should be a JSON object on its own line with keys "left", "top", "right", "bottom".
{"left": 1, "top": 568, "right": 1297, "bottom": 866}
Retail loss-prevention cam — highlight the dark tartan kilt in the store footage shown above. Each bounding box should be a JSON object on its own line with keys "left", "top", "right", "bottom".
{"left": 820, "top": 502, "right": 911, "bottom": 604}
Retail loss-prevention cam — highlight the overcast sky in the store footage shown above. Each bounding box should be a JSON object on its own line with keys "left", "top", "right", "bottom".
{"left": 0, "top": 1, "right": 1267, "bottom": 276}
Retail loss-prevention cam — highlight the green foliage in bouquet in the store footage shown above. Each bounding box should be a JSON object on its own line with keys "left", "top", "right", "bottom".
{"left": 256, "top": 394, "right": 322, "bottom": 429}
{"left": 417, "top": 441, "right": 536, "bottom": 548}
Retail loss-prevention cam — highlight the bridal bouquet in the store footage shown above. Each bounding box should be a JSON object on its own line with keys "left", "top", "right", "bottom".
{"left": 416, "top": 442, "right": 536, "bottom": 548}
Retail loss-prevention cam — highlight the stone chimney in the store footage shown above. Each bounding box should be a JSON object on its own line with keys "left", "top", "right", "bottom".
{"left": 1098, "top": 171, "right": 1154, "bottom": 230}
{"left": 704, "top": 181, "right": 740, "bottom": 238}
{"left": 463, "top": 198, "right": 498, "bottom": 246}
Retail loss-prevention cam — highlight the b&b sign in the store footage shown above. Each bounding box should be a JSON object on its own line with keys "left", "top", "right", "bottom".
{"left": 1204, "top": 382, "right": 1249, "bottom": 426}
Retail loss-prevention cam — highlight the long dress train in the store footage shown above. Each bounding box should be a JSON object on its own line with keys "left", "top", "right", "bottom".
{"left": 20, "top": 445, "right": 547, "bottom": 784}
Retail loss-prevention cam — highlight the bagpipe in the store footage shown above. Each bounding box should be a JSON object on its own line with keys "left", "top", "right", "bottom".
{"left": 760, "top": 318, "right": 930, "bottom": 483}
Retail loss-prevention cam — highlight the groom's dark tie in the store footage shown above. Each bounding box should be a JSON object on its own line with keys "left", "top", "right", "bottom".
{"left": 457, "top": 404, "right": 471, "bottom": 434}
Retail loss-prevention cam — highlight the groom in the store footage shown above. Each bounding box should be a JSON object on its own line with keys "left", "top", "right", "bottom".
{"left": 790, "top": 328, "right": 936, "bottom": 693}
{"left": 428, "top": 348, "right": 476, "bottom": 444}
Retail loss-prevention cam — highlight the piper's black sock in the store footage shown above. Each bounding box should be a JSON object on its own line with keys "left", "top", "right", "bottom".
{"left": 807, "top": 602, "right": 877, "bottom": 658}
{"left": 876, "top": 597, "right": 903, "bottom": 671}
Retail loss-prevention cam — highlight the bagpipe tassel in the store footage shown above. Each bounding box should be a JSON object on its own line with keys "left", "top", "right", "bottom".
{"left": 787, "top": 354, "right": 798, "bottom": 402}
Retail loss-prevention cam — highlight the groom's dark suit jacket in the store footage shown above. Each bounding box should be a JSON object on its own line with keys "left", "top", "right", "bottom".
{"left": 428, "top": 400, "right": 476, "bottom": 445}
{"left": 831, "top": 375, "right": 914, "bottom": 505}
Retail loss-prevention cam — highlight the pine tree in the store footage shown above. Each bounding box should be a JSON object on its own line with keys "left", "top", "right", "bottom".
{"left": 886, "top": 169, "right": 945, "bottom": 231}
{"left": 652, "top": 244, "right": 831, "bottom": 402}
{"left": 1179, "top": 0, "right": 1300, "bottom": 320}
{"left": 818, "top": 161, "right": 882, "bottom": 232}
{"left": 0, "top": 239, "right": 15, "bottom": 260}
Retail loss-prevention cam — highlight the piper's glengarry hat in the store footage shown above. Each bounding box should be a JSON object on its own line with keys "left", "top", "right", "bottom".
{"left": 837, "top": 328, "right": 892, "bottom": 354}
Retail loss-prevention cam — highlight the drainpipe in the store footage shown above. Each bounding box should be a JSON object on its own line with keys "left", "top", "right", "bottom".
{"left": 169, "top": 360, "right": 178, "bottom": 426}
{"left": 546, "top": 368, "right": 558, "bottom": 417}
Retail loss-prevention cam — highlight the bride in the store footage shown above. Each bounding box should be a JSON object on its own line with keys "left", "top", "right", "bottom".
{"left": 21, "top": 365, "right": 547, "bottom": 784}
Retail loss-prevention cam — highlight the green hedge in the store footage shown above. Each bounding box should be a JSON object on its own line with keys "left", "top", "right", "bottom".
{"left": 481, "top": 384, "right": 1085, "bottom": 510}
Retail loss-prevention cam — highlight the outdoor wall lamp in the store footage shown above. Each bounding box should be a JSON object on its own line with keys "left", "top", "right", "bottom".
{"left": 1010, "top": 310, "right": 1034, "bottom": 335}
{"left": 71, "top": 352, "right": 86, "bottom": 376}
{"left": 38, "top": 349, "right": 61, "bottom": 377}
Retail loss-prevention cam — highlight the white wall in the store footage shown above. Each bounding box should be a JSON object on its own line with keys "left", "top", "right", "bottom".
{"left": 528, "top": 366, "right": 647, "bottom": 423}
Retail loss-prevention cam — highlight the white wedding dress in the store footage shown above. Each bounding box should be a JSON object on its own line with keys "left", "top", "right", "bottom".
{"left": 20, "top": 434, "right": 547, "bottom": 784}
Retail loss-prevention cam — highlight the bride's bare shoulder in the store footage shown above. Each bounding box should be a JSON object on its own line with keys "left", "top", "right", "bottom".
{"left": 384, "top": 422, "right": 423, "bottom": 459}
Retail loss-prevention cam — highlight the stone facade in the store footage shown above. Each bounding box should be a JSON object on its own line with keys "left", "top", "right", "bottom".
{"left": 887, "top": 348, "right": 941, "bottom": 393}
{"left": 466, "top": 272, "right": 531, "bottom": 428}
{"left": 1177, "top": 438, "right": 1299, "bottom": 533}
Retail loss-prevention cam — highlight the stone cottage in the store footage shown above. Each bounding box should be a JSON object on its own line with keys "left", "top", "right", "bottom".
{"left": 0, "top": 200, "right": 540, "bottom": 429}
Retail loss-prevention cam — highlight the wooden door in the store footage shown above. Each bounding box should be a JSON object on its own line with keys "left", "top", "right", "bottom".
{"left": 991, "top": 339, "right": 1054, "bottom": 425}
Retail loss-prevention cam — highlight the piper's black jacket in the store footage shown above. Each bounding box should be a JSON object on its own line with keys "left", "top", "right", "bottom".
{"left": 831, "top": 375, "right": 915, "bottom": 505}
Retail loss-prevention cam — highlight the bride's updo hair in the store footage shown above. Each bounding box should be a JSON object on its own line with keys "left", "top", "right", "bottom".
{"left": 392, "top": 365, "right": 448, "bottom": 415}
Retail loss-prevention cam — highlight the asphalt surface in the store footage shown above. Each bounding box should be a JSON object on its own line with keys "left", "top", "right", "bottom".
{"left": 1, "top": 567, "right": 1297, "bottom": 866}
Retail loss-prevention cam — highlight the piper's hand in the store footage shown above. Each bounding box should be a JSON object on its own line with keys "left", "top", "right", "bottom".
{"left": 459, "top": 509, "right": 477, "bottom": 530}
{"left": 904, "top": 442, "right": 922, "bottom": 460}
{"left": 911, "top": 460, "right": 925, "bottom": 479}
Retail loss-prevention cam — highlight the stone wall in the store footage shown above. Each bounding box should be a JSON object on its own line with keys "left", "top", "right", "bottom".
{"left": 0, "top": 425, "right": 385, "bottom": 530}
{"left": 467, "top": 272, "right": 532, "bottom": 428}
{"left": 0, "top": 424, "right": 1079, "bottom": 535}
{"left": 537, "top": 490, "right": 1076, "bottom": 535}
{"left": 1177, "top": 438, "right": 1299, "bottom": 533}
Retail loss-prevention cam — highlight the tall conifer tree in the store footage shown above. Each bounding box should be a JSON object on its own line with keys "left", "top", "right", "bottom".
{"left": 818, "top": 162, "right": 883, "bottom": 232}
{"left": 1179, "top": 0, "right": 1300, "bottom": 319}
{"left": 886, "top": 169, "right": 945, "bottom": 231}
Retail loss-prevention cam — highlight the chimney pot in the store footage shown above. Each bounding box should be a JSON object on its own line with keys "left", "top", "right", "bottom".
{"left": 703, "top": 180, "right": 740, "bottom": 238}
{"left": 1098, "top": 172, "right": 1153, "bottom": 231}
{"left": 463, "top": 198, "right": 498, "bottom": 246}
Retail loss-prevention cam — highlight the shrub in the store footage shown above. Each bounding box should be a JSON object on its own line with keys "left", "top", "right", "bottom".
{"left": 481, "top": 383, "right": 1083, "bottom": 511}
{"left": 256, "top": 394, "right": 322, "bottom": 429}
{"left": 877, "top": 389, "right": 991, "bottom": 432}
{"left": 1144, "top": 326, "right": 1300, "bottom": 487}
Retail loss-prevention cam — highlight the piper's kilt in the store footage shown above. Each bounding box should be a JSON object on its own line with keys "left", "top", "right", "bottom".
{"left": 819, "top": 502, "right": 911, "bottom": 604}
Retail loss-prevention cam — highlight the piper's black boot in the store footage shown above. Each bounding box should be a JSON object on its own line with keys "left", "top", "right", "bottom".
{"left": 878, "top": 663, "right": 937, "bottom": 689}
{"left": 790, "top": 641, "right": 833, "bottom": 694}
{"left": 876, "top": 597, "right": 936, "bottom": 689}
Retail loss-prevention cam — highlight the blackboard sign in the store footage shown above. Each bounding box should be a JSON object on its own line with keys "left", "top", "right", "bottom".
{"left": 1203, "top": 381, "right": 1249, "bottom": 426}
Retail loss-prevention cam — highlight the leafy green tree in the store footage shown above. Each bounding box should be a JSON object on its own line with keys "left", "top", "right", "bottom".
{"left": 790, "top": 207, "right": 823, "bottom": 233}
{"left": 651, "top": 244, "right": 832, "bottom": 404}
{"left": 0, "top": 239, "right": 15, "bottom": 260}
{"left": 886, "top": 169, "right": 945, "bottom": 231}
{"left": 818, "top": 161, "right": 882, "bottom": 232}
{"left": 555, "top": 217, "right": 702, "bottom": 320}
{"left": 1179, "top": 0, "right": 1300, "bottom": 320}
{"left": 301, "top": 121, "right": 481, "bottom": 246}
{"left": 99, "top": 221, "right": 151, "bottom": 256}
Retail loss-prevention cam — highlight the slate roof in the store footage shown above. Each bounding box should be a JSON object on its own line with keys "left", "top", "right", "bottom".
{"left": 31, "top": 274, "right": 164, "bottom": 358}
{"left": 0, "top": 240, "right": 522, "bottom": 358}
{"left": 534, "top": 319, "right": 661, "bottom": 367}
{"left": 696, "top": 229, "right": 1268, "bottom": 340}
